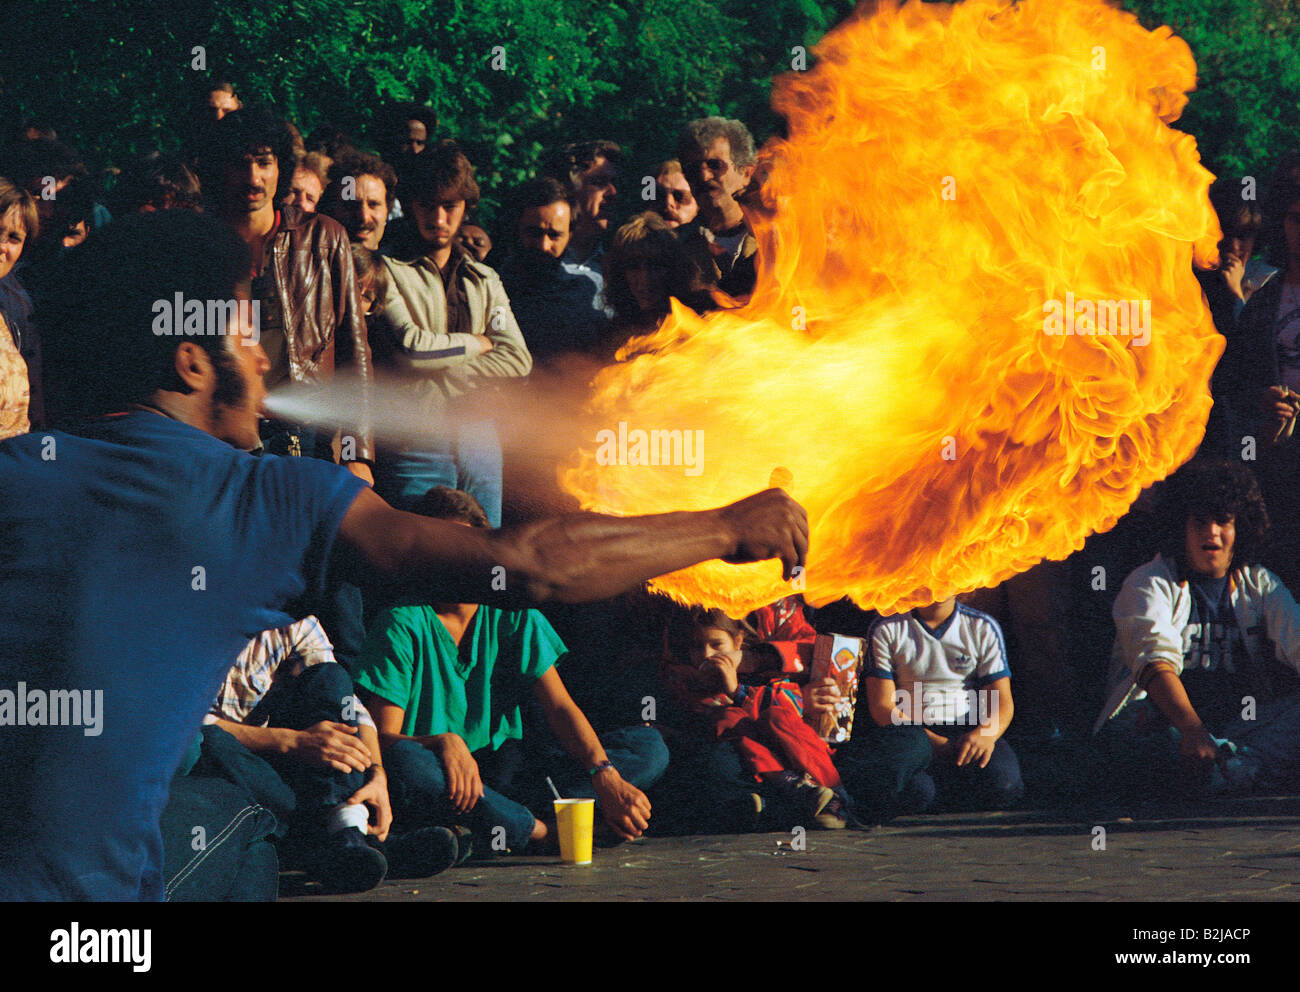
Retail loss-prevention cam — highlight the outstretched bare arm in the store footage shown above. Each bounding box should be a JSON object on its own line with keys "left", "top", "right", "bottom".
{"left": 334, "top": 485, "right": 808, "bottom": 607}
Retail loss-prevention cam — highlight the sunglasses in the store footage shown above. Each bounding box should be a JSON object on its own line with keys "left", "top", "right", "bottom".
{"left": 657, "top": 185, "right": 692, "bottom": 204}
{"left": 684, "top": 157, "right": 731, "bottom": 178}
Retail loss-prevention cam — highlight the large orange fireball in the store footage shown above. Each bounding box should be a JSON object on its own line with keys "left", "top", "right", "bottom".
{"left": 560, "top": 0, "right": 1223, "bottom": 616}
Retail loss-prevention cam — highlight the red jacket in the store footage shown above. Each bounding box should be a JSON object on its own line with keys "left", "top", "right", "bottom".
{"left": 749, "top": 596, "right": 817, "bottom": 674}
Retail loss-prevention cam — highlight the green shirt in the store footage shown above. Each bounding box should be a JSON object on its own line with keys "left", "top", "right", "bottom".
{"left": 354, "top": 604, "right": 565, "bottom": 752}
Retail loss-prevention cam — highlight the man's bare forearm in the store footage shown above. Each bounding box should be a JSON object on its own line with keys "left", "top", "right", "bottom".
{"left": 339, "top": 486, "right": 806, "bottom": 608}
{"left": 542, "top": 697, "right": 607, "bottom": 771}
{"left": 535, "top": 669, "right": 607, "bottom": 769}
{"left": 482, "top": 510, "right": 736, "bottom": 604}
{"left": 357, "top": 723, "right": 384, "bottom": 768}
{"left": 1143, "top": 668, "right": 1205, "bottom": 735}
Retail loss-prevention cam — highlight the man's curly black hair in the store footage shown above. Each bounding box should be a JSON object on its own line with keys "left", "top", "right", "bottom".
{"left": 1158, "top": 458, "right": 1270, "bottom": 570}
{"left": 193, "top": 106, "right": 298, "bottom": 205}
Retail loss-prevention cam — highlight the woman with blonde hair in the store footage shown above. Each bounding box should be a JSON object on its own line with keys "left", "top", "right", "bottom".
{"left": 602, "top": 211, "right": 713, "bottom": 356}
{"left": 0, "top": 178, "right": 39, "bottom": 439}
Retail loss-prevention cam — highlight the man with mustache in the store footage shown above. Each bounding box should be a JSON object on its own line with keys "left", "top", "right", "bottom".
{"left": 196, "top": 106, "right": 375, "bottom": 484}
{"left": 320, "top": 150, "right": 398, "bottom": 252}
{"left": 653, "top": 159, "right": 699, "bottom": 230}
{"left": 197, "top": 107, "right": 376, "bottom": 672}
{"left": 676, "top": 117, "right": 760, "bottom": 298}
{"left": 499, "top": 176, "right": 609, "bottom": 365}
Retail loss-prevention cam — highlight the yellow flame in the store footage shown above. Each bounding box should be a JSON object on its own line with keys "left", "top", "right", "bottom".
{"left": 561, "top": 0, "right": 1221, "bottom": 616}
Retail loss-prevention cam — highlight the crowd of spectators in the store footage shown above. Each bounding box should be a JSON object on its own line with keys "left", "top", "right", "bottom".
{"left": 1, "top": 79, "right": 1299, "bottom": 901}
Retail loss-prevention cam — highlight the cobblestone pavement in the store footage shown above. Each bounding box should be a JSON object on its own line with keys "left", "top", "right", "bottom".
{"left": 282, "top": 796, "right": 1300, "bottom": 902}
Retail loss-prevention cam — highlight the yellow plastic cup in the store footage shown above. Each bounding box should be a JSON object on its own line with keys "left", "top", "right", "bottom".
{"left": 552, "top": 798, "right": 595, "bottom": 865}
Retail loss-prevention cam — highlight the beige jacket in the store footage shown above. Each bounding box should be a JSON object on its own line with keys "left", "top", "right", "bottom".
{"left": 370, "top": 254, "right": 532, "bottom": 435}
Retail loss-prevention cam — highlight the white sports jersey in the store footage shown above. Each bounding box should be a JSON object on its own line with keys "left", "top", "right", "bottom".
{"left": 869, "top": 604, "right": 1010, "bottom": 725}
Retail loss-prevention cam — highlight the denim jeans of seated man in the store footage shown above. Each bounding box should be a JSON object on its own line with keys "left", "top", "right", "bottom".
{"left": 373, "top": 418, "right": 502, "bottom": 526}
{"left": 384, "top": 725, "right": 669, "bottom": 851}
{"left": 258, "top": 663, "right": 369, "bottom": 828}
{"left": 197, "top": 664, "right": 370, "bottom": 854}
{"left": 487, "top": 725, "right": 669, "bottom": 816}
{"left": 1099, "top": 691, "right": 1300, "bottom": 798}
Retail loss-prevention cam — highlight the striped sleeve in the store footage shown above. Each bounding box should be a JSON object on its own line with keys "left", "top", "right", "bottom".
{"left": 970, "top": 612, "right": 1011, "bottom": 687}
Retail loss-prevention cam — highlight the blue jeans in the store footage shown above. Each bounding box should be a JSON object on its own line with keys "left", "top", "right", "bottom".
{"left": 491, "top": 725, "right": 670, "bottom": 812}
{"left": 160, "top": 775, "right": 280, "bottom": 902}
{"left": 385, "top": 725, "right": 669, "bottom": 851}
{"left": 375, "top": 419, "right": 502, "bottom": 526}
{"left": 385, "top": 738, "right": 537, "bottom": 850}
{"left": 259, "top": 663, "right": 368, "bottom": 818}
{"left": 1100, "top": 691, "right": 1300, "bottom": 797}
{"left": 191, "top": 666, "right": 367, "bottom": 844}
{"left": 900, "top": 724, "right": 1024, "bottom": 812}
{"left": 833, "top": 721, "right": 936, "bottom": 820}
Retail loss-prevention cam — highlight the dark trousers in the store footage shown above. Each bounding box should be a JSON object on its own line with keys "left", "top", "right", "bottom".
{"left": 258, "top": 421, "right": 369, "bottom": 672}
{"left": 385, "top": 725, "right": 669, "bottom": 851}
{"left": 661, "top": 721, "right": 931, "bottom": 833}
{"left": 260, "top": 663, "right": 367, "bottom": 818}
{"left": 833, "top": 722, "right": 935, "bottom": 821}
{"left": 900, "top": 723, "right": 1025, "bottom": 812}
{"left": 160, "top": 775, "right": 280, "bottom": 902}
{"left": 488, "top": 724, "right": 669, "bottom": 810}
{"left": 188, "top": 665, "right": 367, "bottom": 848}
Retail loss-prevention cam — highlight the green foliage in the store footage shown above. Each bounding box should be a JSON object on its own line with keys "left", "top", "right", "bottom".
{"left": 0, "top": 0, "right": 1295, "bottom": 223}
{"left": 0, "top": 0, "right": 850, "bottom": 226}
{"left": 1122, "top": 0, "right": 1300, "bottom": 180}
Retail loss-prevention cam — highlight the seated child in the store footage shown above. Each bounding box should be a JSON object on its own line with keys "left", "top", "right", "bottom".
{"left": 865, "top": 597, "right": 1022, "bottom": 811}
{"left": 1094, "top": 458, "right": 1300, "bottom": 797}
{"left": 354, "top": 487, "right": 668, "bottom": 856}
{"left": 662, "top": 603, "right": 852, "bottom": 828}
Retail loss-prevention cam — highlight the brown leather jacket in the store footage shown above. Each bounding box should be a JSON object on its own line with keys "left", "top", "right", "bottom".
{"left": 269, "top": 205, "right": 374, "bottom": 463}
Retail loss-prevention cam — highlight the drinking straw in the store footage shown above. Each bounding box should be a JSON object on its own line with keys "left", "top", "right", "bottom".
{"left": 546, "top": 776, "right": 563, "bottom": 801}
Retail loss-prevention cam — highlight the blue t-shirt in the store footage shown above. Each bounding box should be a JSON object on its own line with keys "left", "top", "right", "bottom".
{"left": 0, "top": 411, "right": 366, "bottom": 899}
{"left": 1183, "top": 572, "right": 1250, "bottom": 731}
